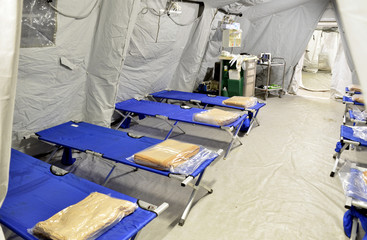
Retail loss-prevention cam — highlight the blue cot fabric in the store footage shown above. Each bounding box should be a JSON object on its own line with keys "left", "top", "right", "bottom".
{"left": 115, "top": 99, "right": 248, "bottom": 128}
{"left": 343, "top": 96, "right": 365, "bottom": 106}
{"left": 341, "top": 125, "right": 367, "bottom": 146}
{"left": 151, "top": 90, "right": 266, "bottom": 112}
{"left": 36, "top": 121, "right": 217, "bottom": 178}
{"left": 0, "top": 149, "right": 157, "bottom": 240}
{"left": 344, "top": 207, "right": 367, "bottom": 240}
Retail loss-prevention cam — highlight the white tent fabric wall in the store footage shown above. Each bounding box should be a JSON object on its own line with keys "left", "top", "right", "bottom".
{"left": 12, "top": 0, "right": 100, "bottom": 144}
{"left": 0, "top": 0, "right": 22, "bottom": 238}
{"left": 288, "top": 53, "right": 304, "bottom": 94}
{"left": 200, "top": 0, "right": 329, "bottom": 91}
{"left": 331, "top": 36, "right": 352, "bottom": 98}
{"left": 86, "top": 0, "right": 140, "bottom": 126}
{"left": 115, "top": 1, "right": 202, "bottom": 101}
{"left": 336, "top": 0, "right": 367, "bottom": 95}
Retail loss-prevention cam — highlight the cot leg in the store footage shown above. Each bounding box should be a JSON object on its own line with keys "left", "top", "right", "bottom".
{"left": 45, "top": 145, "right": 63, "bottom": 163}
{"left": 330, "top": 143, "right": 349, "bottom": 177}
{"left": 102, "top": 165, "right": 116, "bottom": 186}
{"left": 224, "top": 123, "right": 244, "bottom": 160}
{"left": 179, "top": 171, "right": 207, "bottom": 226}
{"left": 350, "top": 217, "right": 358, "bottom": 240}
{"left": 61, "top": 147, "right": 75, "bottom": 165}
{"left": 246, "top": 111, "right": 260, "bottom": 135}
{"left": 164, "top": 121, "right": 185, "bottom": 140}
{"left": 130, "top": 231, "right": 141, "bottom": 240}
{"left": 115, "top": 111, "right": 134, "bottom": 129}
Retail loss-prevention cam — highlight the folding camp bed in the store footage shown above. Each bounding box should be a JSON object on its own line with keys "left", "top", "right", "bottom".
{"left": 330, "top": 125, "right": 367, "bottom": 177}
{"left": 345, "top": 86, "right": 362, "bottom": 95}
{"left": 0, "top": 149, "right": 168, "bottom": 240}
{"left": 148, "top": 90, "right": 266, "bottom": 135}
{"left": 338, "top": 162, "right": 367, "bottom": 240}
{"left": 342, "top": 96, "right": 365, "bottom": 125}
{"left": 32, "top": 121, "right": 220, "bottom": 226}
{"left": 345, "top": 108, "right": 367, "bottom": 126}
{"left": 115, "top": 98, "right": 248, "bottom": 159}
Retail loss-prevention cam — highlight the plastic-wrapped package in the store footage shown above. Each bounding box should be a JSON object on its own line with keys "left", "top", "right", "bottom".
{"left": 352, "top": 94, "right": 364, "bottom": 104}
{"left": 222, "top": 96, "right": 258, "bottom": 108}
{"left": 351, "top": 106, "right": 367, "bottom": 121}
{"left": 128, "top": 139, "right": 218, "bottom": 175}
{"left": 338, "top": 161, "right": 367, "bottom": 202}
{"left": 31, "top": 192, "right": 137, "bottom": 240}
{"left": 193, "top": 109, "right": 240, "bottom": 126}
{"left": 349, "top": 84, "right": 362, "bottom": 93}
{"left": 352, "top": 126, "right": 367, "bottom": 141}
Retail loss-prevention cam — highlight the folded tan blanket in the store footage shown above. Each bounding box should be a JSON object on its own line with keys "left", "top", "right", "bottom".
{"left": 352, "top": 94, "right": 365, "bottom": 104}
{"left": 33, "top": 192, "right": 137, "bottom": 240}
{"left": 193, "top": 108, "right": 240, "bottom": 126}
{"left": 134, "top": 139, "right": 200, "bottom": 170}
{"left": 350, "top": 84, "right": 362, "bottom": 92}
{"left": 222, "top": 96, "right": 257, "bottom": 108}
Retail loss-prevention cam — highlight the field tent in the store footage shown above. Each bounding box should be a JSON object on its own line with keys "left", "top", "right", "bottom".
{"left": 1, "top": 0, "right": 367, "bottom": 239}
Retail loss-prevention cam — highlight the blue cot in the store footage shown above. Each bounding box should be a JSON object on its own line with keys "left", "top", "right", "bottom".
{"left": 35, "top": 121, "right": 219, "bottom": 225}
{"left": 115, "top": 98, "right": 248, "bottom": 159}
{"left": 0, "top": 149, "right": 167, "bottom": 240}
{"left": 149, "top": 90, "right": 266, "bottom": 134}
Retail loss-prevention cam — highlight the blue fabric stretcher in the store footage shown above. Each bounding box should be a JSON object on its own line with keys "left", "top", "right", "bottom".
{"left": 331, "top": 125, "right": 367, "bottom": 177}
{"left": 343, "top": 96, "right": 365, "bottom": 106}
{"left": 35, "top": 121, "right": 218, "bottom": 225}
{"left": 0, "top": 149, "right": 166, "bottom": 240}
{"left": 115, "top": 98, "right": 249, "bottom": 159}
{"left": 347, "top": 109, "right": 367, "bottom": 125}
{"left": 149, "top": 90, "right": 266, "bottom": 134}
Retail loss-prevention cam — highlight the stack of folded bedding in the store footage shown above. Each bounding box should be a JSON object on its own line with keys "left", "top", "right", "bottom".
{"left": 222, "top": 96, "right": 257, "bottom": 108}
{"left": 352, "top": 94, "right": 365, "bottom": 104}
{"left": 193, "top": 108, "right": 240, "bottom": 126}
{"left": 32, "top": 192, "right": 137, "bottom": 240}
{"left": 134, "top": 139, "right": 200, "bottom": 170}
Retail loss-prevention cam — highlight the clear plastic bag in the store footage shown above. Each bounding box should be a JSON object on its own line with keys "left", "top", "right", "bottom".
{"left": 352, "top": 126, "right": 367, "bottom": 141}
{"left": 29, "top": 192, "right": 137, "bottom": 240}
{"left": 193, "top": 108, "right": 241, "bottom": 126}
{"left": 338, "top": 161, "right": 367, "bottom": 202}
{"left": 222, "top": 96, "right": 258, "bottom": 108}
{"left": 351, "top": 106, "right": 367, "bottom": 121}
{"left": 128, "top": 139, "right": 218, "bottom": 175}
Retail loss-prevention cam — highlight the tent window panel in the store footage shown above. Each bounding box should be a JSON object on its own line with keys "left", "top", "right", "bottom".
{"left": 21, "top": 0, "right": 57, "bottom": 48}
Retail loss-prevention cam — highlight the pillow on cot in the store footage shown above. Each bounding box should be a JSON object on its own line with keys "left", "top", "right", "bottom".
{"left": 222, "top": 96, "right": 257, "bottom": 108}
{"left": 193, "top": 108, "right": 240, "bottom": 126}
{"left": 33, "top": 192, "right": 137, "bottom": 240}
{"left": 134, "top": 139, "right": 200, "bottom": 170}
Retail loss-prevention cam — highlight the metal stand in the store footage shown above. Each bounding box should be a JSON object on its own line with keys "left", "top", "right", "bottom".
{"left": 256, "top": 57, "right": 286, "bottom": 100}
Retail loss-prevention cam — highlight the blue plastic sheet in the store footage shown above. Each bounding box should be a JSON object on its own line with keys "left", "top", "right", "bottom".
{"left": 0, "top": 149, "right": 157, "bottom": 240}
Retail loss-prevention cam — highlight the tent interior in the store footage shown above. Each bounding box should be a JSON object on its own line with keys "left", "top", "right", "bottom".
{"left": 1, "top": 0, "right": 367, "bottom": 239}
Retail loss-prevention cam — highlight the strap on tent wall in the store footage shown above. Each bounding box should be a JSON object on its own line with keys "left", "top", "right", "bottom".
{"left": 0, "top": 0, "right": 22, "bottom": 237}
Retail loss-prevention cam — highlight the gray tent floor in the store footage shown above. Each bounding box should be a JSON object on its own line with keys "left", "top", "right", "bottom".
{"left": 5, "top": 93, "right": 363, "bottom": 240}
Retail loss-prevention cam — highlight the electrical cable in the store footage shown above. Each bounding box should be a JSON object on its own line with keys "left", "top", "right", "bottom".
{"left": 48, "top": 0, "right": 100, "bottom": 20}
